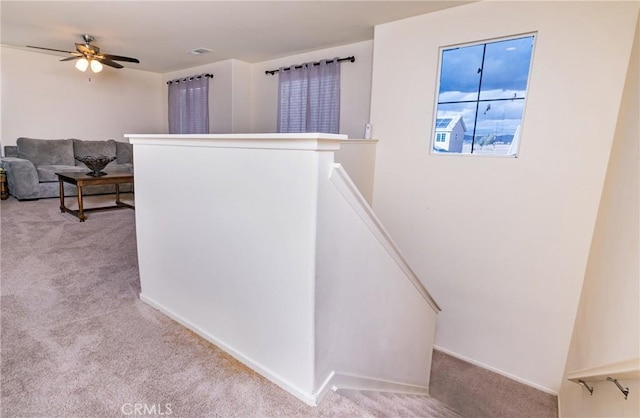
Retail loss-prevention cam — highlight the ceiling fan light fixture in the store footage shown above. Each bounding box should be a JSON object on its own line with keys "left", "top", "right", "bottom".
{"left": 90, "top": 59, "right": 103, "bottom": 73}
{"left": 75, "top": 58, "right": 89, "bottom": 72}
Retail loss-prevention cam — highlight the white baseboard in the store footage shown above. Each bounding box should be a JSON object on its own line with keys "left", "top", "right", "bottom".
{"left": 434, "top": 345, "right": 558, "bottom": 396}
{"left": 140, "top": 293, "right": 438, "bottom": 406}
{"left": 139, "top": 293, "right": 318, "bottom": 406}
{"left": 320, "top": 371, "right": 430, "bottom": 398}
{"left": 313, "top": 371, "right": 337, "bottom": 404}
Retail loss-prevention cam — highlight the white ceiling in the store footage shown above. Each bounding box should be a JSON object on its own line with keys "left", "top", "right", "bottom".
{"left": 1, "top": 1, "right": 471, "bottom": 73}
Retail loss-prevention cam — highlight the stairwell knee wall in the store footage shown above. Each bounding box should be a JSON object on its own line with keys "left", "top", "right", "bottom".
{"left": 313, "top": 160, "right": 439, "bottom": 394}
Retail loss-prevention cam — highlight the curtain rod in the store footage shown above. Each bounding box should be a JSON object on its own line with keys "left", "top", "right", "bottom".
{"left": 166, "top": 73, "right": 213, "bottom": 85}
{"left": 265, "top": 56, "right": 355, "bottom": 75}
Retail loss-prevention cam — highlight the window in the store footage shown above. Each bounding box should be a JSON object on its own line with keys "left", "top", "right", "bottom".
{"left": 277, "top": 59, "right": 340, "bottom": 134}
{"left": 432, "top": 34, "right": 535, "bottom": 156}
{"left": 168, "top": 75, "right": 210, "bottom": 134}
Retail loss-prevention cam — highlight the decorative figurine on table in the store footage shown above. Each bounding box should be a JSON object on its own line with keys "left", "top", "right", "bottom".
{"left": 75, "top": 156, "right": 116, "bottom": 177}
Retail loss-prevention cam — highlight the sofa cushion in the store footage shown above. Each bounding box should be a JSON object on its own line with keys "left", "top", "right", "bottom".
{"left": 4, "top": 146, "right": 18, "bottom": 157}
{"left": 73, "top": 139, "right": 117, "bottom": 168}
{"left": 36, "top": 165, "right": 85, "bottom": 183}
{"left": 105, "top": 163, "right": 133, "bottom": 174}
{"left": 17, "top": 138, "right": 75, "bottom": 166}
{"left": 115, "top": 141, "right": 133, "bottom": 164}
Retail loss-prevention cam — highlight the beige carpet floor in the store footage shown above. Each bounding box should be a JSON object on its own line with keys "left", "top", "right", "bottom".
{"left": 1, "top": 195, "right": 459, "bottom": 418}
{"left": 430, "top": 350, "right": 558, "bottom": 418}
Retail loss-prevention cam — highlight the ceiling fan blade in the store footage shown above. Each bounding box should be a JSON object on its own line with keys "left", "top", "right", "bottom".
{"left": 97, "top": 58, "right": 124, "bottom": 69}
{"left": 26, "top": 45, "right": 75, "bottom": 54}
{"left": 60, "top": 56, "right": 80, "bottom": 62}
{"left": 101, "top": 53, "right": 139, "bottom": 64}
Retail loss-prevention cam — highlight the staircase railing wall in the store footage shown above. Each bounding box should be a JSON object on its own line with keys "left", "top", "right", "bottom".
{"left": 128, "top": 133, "right": 440, "bottom": 405}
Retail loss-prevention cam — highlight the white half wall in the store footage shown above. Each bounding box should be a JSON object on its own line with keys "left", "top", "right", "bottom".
{"left": 129, "top": 134, "right": 345, "bottom": 404}
{"left": 369, "top": 1, "right": 639, "bottom": 393}
{"left": 129, "top": 133, "right": 441, "bottom": 405}
{"left": 251, "top": 40, "right": 373, "bottom": 139}
{"left": 0, "top": 46, "right": 163, "bottom": 147}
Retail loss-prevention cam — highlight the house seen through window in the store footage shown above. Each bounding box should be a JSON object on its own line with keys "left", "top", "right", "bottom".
{"left": 432, "top": 34, "right": 535, "bottom": 156}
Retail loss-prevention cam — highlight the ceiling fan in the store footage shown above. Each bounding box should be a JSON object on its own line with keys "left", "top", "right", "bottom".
{"left": 27, "top": 35, "right": 139, "bottom": 73}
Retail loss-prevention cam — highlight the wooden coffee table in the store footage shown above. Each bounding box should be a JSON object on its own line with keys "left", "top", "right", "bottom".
{"left": 56, "top": 171, "right": 134, "bottom": 222}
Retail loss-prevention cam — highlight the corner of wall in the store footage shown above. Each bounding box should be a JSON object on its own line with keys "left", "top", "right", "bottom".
{"left": 558, "top": 9, "right": 640, "bottom": 418}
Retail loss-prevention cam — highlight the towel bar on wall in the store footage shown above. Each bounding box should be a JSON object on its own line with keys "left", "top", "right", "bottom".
{"left": 578, "top": 379, "right": 594, "bottom": 395}
{"left": 606, "top": 377, "right": 629, "bottom": 400}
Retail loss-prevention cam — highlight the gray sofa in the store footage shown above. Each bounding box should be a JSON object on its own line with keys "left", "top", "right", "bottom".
{"left": 1, "top": 137, "right": 133, "bottom": 200}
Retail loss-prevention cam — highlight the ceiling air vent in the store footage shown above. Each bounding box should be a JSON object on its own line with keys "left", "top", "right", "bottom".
{"left": 188, "top": 48, "right": 213, "bottom": 56}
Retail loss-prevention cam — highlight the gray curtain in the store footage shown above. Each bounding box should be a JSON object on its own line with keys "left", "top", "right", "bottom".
{"left": 168, "top": 76, "right": 209, "bottom": 134}
{"left": 277, "top": 58, "right": 340, "bottom": 134}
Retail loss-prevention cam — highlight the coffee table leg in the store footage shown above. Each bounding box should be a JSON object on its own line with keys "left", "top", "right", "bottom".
{"left": 115, "top": 183, "right": 121, "bottom": 205}
{"left": 59, "top": 179, "right": 65, "bottom": 212}
{"left": 77, "top": 185, "right": 86, "bottom": 222}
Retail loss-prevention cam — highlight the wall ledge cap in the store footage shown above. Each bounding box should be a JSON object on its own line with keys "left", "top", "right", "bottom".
{"left": 567, "top": 357, "right": 640, "bottom": 382}
{"left": 126, "top": 133, "right": 347, "bottom": 151}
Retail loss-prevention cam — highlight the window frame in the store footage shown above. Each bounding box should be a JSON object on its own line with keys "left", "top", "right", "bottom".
{"left": 430, "top": 32, "right": 537, "bottom": 158}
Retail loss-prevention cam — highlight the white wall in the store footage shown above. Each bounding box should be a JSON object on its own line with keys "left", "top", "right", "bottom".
{"left": 315, "top": 162, "right": 439, "bottom": 394}
{"left": 251, "top": 40, "right": 373, "bottom": 139}
{"left": 0, "top": 46, "right": 163, "bottom": 147}
{"left": 3, "top": 40, "right": 373, "bottom": 145}
{"left": 162, "top": 42, "right": 372, "bottom": 137}
{"left": 369, "top": 1, "right": 639, "bottom": 393}
{"left": 231, "top": 59, "right": 252, "bottom": 133}
{"left": 559, "top": 14, "right": 639, "bottom": 417}
{"left": 334, "top": 140, "right": 378, "bottom": 204}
